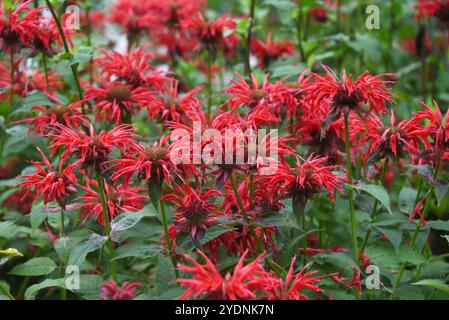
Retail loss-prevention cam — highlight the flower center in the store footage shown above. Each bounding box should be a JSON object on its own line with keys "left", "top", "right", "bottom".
{"left": 107, "top": 85, "right": 132, "bottom": 101}
{"left": 144, "top": 146, "right": 169, "bottom": 161}
{"left": 250, "top": 89, "right": 268, "bottom": 103}
{"left": 333, "top": 87, "right": 366, "bottom": 109}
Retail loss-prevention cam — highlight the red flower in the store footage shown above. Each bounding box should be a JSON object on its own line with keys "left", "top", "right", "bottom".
{"left": 85, "top": 81, "right": 154, "bottom": 124}
{"left": 409, "top": 195, "right": 427, "bottom": 227}
{"left": 17, "top": 147, "right": 78, "bottom": 208}
{"left": 99, "top": 280, "right": 142, "bottom": 300}
{"left": 3, "top": 189, "right": 33, "bottom": 214}
{"left": 48, "top": 124, "right": 139, "bottom": 174}
{"left": 309, "top": 7, "right": 328, "bottom": 23}
{"left": 359, "top": 252, "right": 371, "bottom": 269}
{"left": 77, "top": 178, "right": 147, "bottom": 224}
{"left": 264, "top": 155, "right": 345, "bottom": 204}
{"left": 29, "top": 14, "right": 73, "bottom": 57}
{"left": 251, "top": 33, "right": 294, "bottom": 68}
{"left": 263, "top": 258, "right": 324, "bottom": 300}
{"left": 415, "top": 0, "right": 449, "bottom": 24}
{"left": 182, "top": 13, "right": 240, "bottom": 55}
{"left": 177, "top": 250, "right": 269, "bottom": 300}
{"left": 307, "top": 65, "right": 395, "bottom": 117}
{"left": 108, "top": 136, "right": 176, "bottom": 187}
{"left": 150, "top": 79, "right": 205, "bottom": 126}
{"left": 410, "top": 101, "right": 449, "bottom": 164}
{"left": 354, "top": 111, "right": 425, "bottom": 166}
{"left": 109, "top": 0, "right": 155, "bottom": 40}
{"left": 348, "top": 268, "right": 362, "bottom": 298}
{"left": 18, "top": 101, "right": 89, "bottom": 136}
{"left": 226, "top": 73, "right": 287, "bottom": 111}
{"left": 98, "top": 46, "right": 169, "bottom": 90}
{"left": 162, "top": 183, "right": 221, "bottom": 245}
{"left": 0, "top": 0, "right": 41, "bottom": 52}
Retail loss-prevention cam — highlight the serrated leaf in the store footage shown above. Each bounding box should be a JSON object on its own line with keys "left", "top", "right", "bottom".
{"left": 68, "top": 233, "right": 107, "bottom": 266}
{"left": 9, "top": 257, "right": 56, "bottom": 276}
{"left": 11, "top": 90, "right": 55, "bottom": 116}
{"left": 412, "top": 279, "right": 449, "bottom": 295}
{"left": 110, "top": 205, "right": 157, "bottom": 239}
{"left": 25, "top": 278, "right": 66, "bottom": 300}
{"left": 355, "top": 184, "right": 392, "bottom": 214}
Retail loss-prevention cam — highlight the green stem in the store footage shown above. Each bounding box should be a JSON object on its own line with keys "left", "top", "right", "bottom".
{"left": 59, "top": 208, "right": 66, "bottom": 300}
{"left": 206, "top": 50, "right": 213, "bottom": 121}
{"left": 295, "top": 0, "right": 306, "bottom": 62}
{"left": 94, "top": 169, "right": 117, "bottom": 282}
{"left": 9, "top": 46, "right": 14, "bottom": 117}
{"left": 42, "top": 52, "right": 50, "bottom": 90}
{"left": 301, "top": 212, "right": 307, "bottom": 266}
{"left": 360, "top": 158, "right": 389, "bottom": 252}
{"left": 390, "top": 159, "right": 441, "bottom": 299}
{"left": 45, "top": 0, "right": 84, "bottom": 100}
{"left": 229, "top": 174, "right": 264, "bottom": 253}
{"left": 244, "top": 0, "right": 256, "bottom": 76}
{"left": 344, "top": 113, "right": 360, "bottom": 300}
{"left": 160, "top": 200, "right": 179, "bottom": 278}
{"left": 249, "top": 174, "right": 254, "bottom": 210}
{"left": 344, "top": 114, "right": 359, "bottom": 263}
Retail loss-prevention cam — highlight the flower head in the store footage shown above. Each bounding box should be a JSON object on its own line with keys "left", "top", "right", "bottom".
{"left": 48, "top": 124, "right": 139, "bottom": 174}
{"left": 100, "top": 280, "right": 142, "bottom": 300}
{"left": 18, "top": 147, "right": 78, "bottom": 208}
{"left": 263, "top": 258, "right": 324, "bottom": 300}
{"left": 85, "top": 81, "right": 154, "bottom": 124}
{"left": 78, "top": 178, "right": 147, "bottom": 224}
{"left": 162, "top": 183, "right": 221, "bottom": 245}
{"left": 178, "top": 250, "right": 269, "bottom": 300}
{"left": 307, "top": 65, "right": 395, "bottom": 117}
{"left": 251, "top": 33, "right": 294, "bottom": 68}
{"left": 0, "top": 0, "right": 41, "bottom": 52}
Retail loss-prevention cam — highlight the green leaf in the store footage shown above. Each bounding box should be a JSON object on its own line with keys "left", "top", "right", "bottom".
{"left": 0, "top": 221, "right": 20, "bottom": 239}
{"left": 201, "top": 225, "right": 235, "bottom": 244}
{"left": 255, "top": 206, "right": 301, "bottom": 229}
{"left": 430, "top": 181, "right": 449, "bottom": 206}
{"left": 11, "top": 90, "right": 55, "bottom": 116}
{"left": 9, "top": 257, "right": 57, "bottom": 276}
{"left": 29, "top": 201, "right": 47, "bottom": 230}
{"left": 426, "top": 220, "right": 449, "bottom": 231}
{"left": 0, "top": 281, "right": 14, "bottom": 300}
{"left": 110, "top": 205, "right": 157, "bottom": 240}
{"left": 25, "top": 278, "right": 66, "bottom": 300}
{"left": 412, "top": 279, "right": 449, "bottom": 295}
{"left": 153, "top": 255, "right": 176, "bottom": 296}
{"left": 68, "top": 233, "right": 107, "bottom": 266}
{"left": 55, "top": 46, "right": 93, "bottom": 67}
{"left": 354, "top": 183, "right": 392, "bottom": 214}
{"left": 76, "top": 274, "right": 104, "bottom": 300}
{"left": 374, "top": 227, "right": 402, "bottom": 253}
{"left": 399, "top": 187, "right": 418, "bottom": 214}
{"left": 112, "top": 241, "right": 158, "bottom": 261}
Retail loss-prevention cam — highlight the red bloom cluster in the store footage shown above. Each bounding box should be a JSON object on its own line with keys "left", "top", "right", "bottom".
{"left": 178, "top": 251, "right": 325, "bottom": 300}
